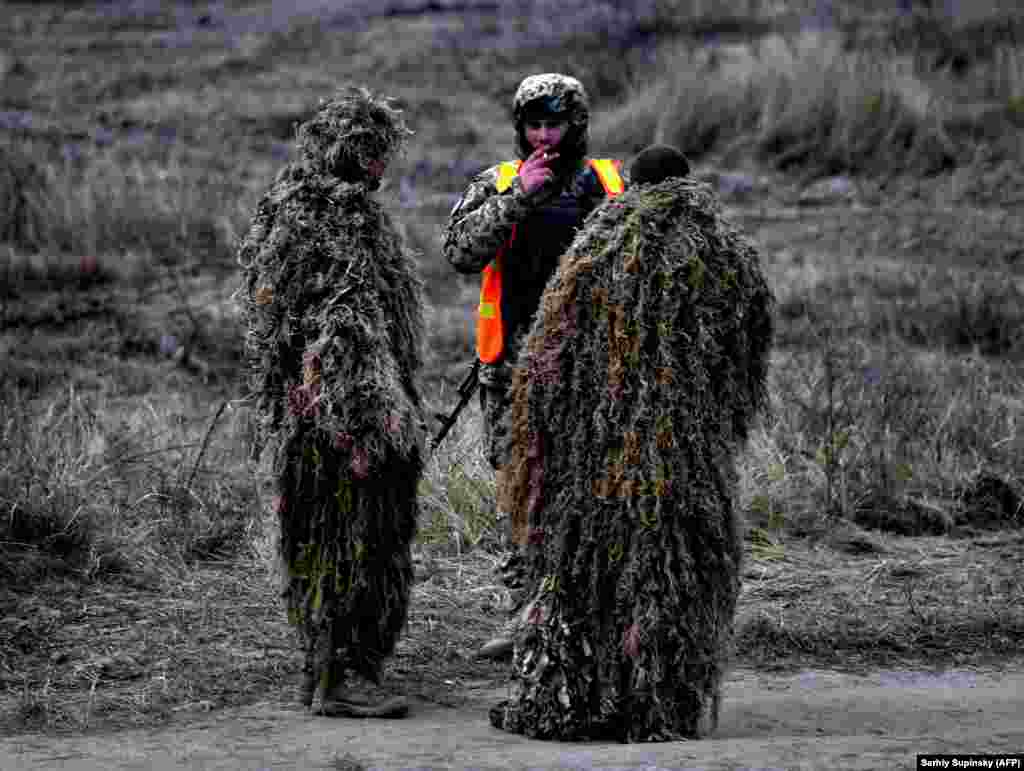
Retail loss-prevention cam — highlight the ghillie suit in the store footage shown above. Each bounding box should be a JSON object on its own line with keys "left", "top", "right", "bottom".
{"left": 236, "top": 88, "right": 426, "bottom": 715}
{"left": 490, "top": 176, "right": 774, "bottom": 741}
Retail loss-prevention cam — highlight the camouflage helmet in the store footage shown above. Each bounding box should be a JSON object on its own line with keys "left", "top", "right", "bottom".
{"left": 513, "top": 73, "right": 589, "bottom": 129}
{"left": 512, "top": 73, "right": 590, "bottom": 163}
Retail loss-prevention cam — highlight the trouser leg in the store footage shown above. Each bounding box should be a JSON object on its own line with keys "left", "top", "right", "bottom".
{"left": 477, "top": 377, "right": 530, "bottom": 658}
{"left": 480, "top": 381, "right": 527, "bottom": 579}
{"left": 479, "top": 377, "right": 519, "bottom": 540}
{"left": 479, "top": 380, "right": 512, "bottom": 473}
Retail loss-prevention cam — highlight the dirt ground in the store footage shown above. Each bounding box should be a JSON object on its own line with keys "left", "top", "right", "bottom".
{"left": 3, "top": 531, "right": 1023, "bottom": 770}
{"left": 3, "top": 661, "right": 1023, "bottom": 770}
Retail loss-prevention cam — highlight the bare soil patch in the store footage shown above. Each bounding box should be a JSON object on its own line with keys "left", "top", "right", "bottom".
{"left": 3, "top": 531, "right": 1021, "bottom": 740}
{"left": 2, "top": 599, "right": 1023, "bottom": 769}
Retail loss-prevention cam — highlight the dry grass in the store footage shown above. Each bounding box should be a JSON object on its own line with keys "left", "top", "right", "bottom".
{"left": 594, "top": 27, "right": 1024, "bottom": 174}
{"left": 735, "top": 531, "right": 1024, "bottom": 669}
{"left": 1, "top": 0, "right": 1024, "bottom": 736}
{"left": 418, "top": 398, "right": 500, "bottom": 554}
{"left": 0, "top": 542, "right": 511, "bottom": 733}
{"left": 730, "top": 207, "right": 1024, "bottom": 535}
{"left": 2, "top": 1, "right": 1020, "bottom": 559}
{"left": 2, "top": 561, "right": 294, "bottom": 733}
{"left": 0, "top": 383, "right": 263, "bottom": 587}
{"left": 0, "top": 138, "right": 242, "bottom": 271}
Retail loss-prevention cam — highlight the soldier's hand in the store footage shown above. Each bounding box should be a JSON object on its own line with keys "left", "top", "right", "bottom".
{"left": 518, "top": 147, "right": 559, "bottom": 195}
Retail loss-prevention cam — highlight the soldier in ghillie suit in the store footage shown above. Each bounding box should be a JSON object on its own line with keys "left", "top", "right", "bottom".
{"left": 236, "top": 87, "right": 426, "bottom": 718}
{"left": 442, "top": 74, "right": 626, "bottom": 658}
{"left": 628, "top": 143, "right": 691, "bottom": 186}
{"left": 489, "top": 144, "right": 774, "bottom": 741}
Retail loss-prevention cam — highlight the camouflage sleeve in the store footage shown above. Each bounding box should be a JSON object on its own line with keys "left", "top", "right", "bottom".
{"left": 442, "top": 165, "right": 540, "bottom": 275}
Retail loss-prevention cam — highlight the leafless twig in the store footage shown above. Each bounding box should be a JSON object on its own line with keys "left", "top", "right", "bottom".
{"left": 187, "top": 400, "right": 228, "bottom": 489}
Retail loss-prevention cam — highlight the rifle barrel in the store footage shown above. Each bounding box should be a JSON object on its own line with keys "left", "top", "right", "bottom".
{"left": 431, "top": 359, "right": 480, "bottom": 449}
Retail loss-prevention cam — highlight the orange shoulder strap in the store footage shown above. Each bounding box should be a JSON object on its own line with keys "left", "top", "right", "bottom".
{"left": 496, "top": 160, "right": 523, "bottom": 193}
{"left": 588, "top": 158, "right": 624, "bottom": 196}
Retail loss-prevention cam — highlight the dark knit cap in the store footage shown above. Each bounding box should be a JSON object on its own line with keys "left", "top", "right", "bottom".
{"left": 628, "top": 144, "right": 691, "bottom": 185}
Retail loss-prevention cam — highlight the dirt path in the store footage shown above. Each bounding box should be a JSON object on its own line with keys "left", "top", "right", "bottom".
{"left": 4, "top": 663, "right": 1022, "bottom": 770}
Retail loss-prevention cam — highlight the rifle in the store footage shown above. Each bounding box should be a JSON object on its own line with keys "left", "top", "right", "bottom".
{"left": 432, "top": 358, "right": 481, "bottom": 449}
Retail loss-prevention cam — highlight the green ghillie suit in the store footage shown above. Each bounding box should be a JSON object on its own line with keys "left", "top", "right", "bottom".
{"left": 490, "top": 172, "right": 774, "bottom": 741}
{"left": 237, "top": 88, "right": 426, "bottom": 715}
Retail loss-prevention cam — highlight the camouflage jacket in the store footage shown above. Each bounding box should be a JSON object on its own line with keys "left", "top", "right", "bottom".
{"left": 443, "top": 160, "right": 626, "bottom": 387}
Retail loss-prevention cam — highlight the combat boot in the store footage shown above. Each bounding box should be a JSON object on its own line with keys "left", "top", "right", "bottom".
{"left": 315, "top": 663, "right": 410, "bottom": 718}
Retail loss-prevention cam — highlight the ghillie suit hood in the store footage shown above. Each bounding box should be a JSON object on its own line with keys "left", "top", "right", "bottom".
{"left": 291, "top": 85, "right": 413, "bottom": 190}
{"left": 235, "top": 87, "right": 426, "bottom": 692}
{"left": 491, "top": 177, "right": 774, "bottom": 741}
{"left": 237, "top": 86, "right": 424, "bottom": 464}
{"left": 513, "top": 73, "right": 589, "bottom": 178}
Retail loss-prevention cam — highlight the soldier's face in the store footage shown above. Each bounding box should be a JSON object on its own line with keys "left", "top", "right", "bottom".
{"left": 525, "top": 118, "right": 569, "bottom": 152}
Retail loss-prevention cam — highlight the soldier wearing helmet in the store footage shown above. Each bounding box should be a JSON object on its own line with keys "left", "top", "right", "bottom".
{"left": 443, "top": 73, "right": 626, "bottom": 659}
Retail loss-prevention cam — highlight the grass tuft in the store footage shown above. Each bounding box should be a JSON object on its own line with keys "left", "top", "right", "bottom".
{"left": 418, "top": 399, "right": 498, "bottom": 554}
{"left": 594, "top": 21, "right": 1023, "bottom": 173}
{"left": 0, "top": 138, "right": 242, "bottom": 272}
{"left": 0, "top": 385, "right": 263, "bottom": 588}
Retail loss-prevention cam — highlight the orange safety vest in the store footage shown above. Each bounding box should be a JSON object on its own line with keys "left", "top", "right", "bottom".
{"left": 476, "top": 158, "right": 624, "bottom": 363}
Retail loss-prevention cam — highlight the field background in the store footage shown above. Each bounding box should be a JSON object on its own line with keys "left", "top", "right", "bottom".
{"left": 1, "top": 0, "right": 1023, "bottom": 735}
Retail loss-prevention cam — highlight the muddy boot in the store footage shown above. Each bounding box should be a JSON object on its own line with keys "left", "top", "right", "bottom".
{"left": 477, "top": 548, "right": 529, "bottom": 660}
{"left": 319, "top": 672, "right": 410, "bottom": 719}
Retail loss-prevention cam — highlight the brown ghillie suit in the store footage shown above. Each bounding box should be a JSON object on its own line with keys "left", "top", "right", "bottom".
{"left": 236, "top": 88, "right": 426, "bottom": 710}
{"left": 490, "top": 176, "right": 774, "bottom": 741}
